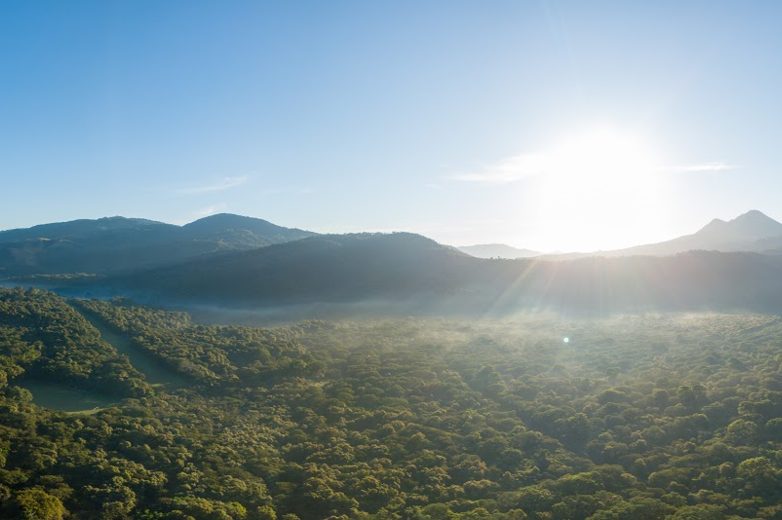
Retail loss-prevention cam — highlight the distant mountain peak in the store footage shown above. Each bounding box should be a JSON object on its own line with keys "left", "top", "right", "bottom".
{"left": 703, "top": 210, "right": 772, "bottom": 226}
{"left": 186, "top": 213, "right": 268, "bottom": 225}
{"left": 739, "top": 209, "right": 767, "bottom": 217}
{"left": 696, "top": 210, "right": 782, "bottom": 241}
{"left": 733, "top": 209, "right": 775, "bottom": 223}
{"left": 698, "top": 218, "right": 728, "bottom": 235}
{"left": 182, "top": 213, "right": 315, "bottom": 242}
{"left": 537, "top": 210, "right": 782, "bottom": 260}
{"left": 0, "top": 216, "right": 174, "bottom": 240}
{"left": 0, "top": 213, "right": 318, "bottom": 276}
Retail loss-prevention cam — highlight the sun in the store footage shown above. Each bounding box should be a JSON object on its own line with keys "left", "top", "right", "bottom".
{"left": 525, "top": 125, "right": 669, "bottom": 252}
{"left": 551, "top": 127, "right": 656, "bottom": 187}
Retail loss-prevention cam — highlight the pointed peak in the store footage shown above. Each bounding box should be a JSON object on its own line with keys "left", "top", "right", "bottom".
{"left": 731, "top": 209, "right": 774, "bottom": 222}
{"left": 696, "top": 210, "right": 782, "bottom": 241}
{"left": 729, "top": 210, "right": 781, "bottom": 229}
{"left": 700, "top": 218, "right": 727, "bottom": 232}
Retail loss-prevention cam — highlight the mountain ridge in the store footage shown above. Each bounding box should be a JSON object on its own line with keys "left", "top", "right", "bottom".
{"left": 6, "top": 210, "right": 782, "bottom": 315}
{"left": 115, "top": 232, "right": 477, "bottom": 304}
{"left": 535, "top": 209, "right": 782, "bottom": 260}
{"left": 0, "top": 216, "right": 177, "bottom": 244}
{"left": 0, "top": 214, "right": 317, "bottom": 276}
{"left": 104, "top": 236, "right": 782, "bottom": 315}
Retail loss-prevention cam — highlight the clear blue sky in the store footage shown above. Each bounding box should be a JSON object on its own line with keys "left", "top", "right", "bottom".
{"left": 3, "top": 1, "right": 782, "bottom": 251}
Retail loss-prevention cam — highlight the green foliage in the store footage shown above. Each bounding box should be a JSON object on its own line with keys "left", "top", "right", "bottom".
{"left": 12, "top": 488, "right": 66, "bottom": 519}
{"left": 77, "top": 298, "right": 315, "bottom": 386}
{"left": 2, "top": 290, "right": 782, "bottom": 517}
{"left": 0, "top": 288, "right": 149, "bottom": 397}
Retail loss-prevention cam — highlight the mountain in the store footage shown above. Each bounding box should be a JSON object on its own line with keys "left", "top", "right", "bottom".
{"left": 181, "top": 213, "right": 313, "bottom": 246}
{"left": 458, "top": 243, "right": 541, "bottom": 259}
{"left": 697, "top": 209, "right": 782, "bottom": 242}
{"left": 116, "top": 233, "right": 484, "bottom": 304}
{"left": 0, "top": 216, "right": 178, "bottom": 244}
{"left": 8, "top": 211, "right": 782, "bottom": 315}
{"left": 538, "top": 210, "right": 782, "bottom": 260}
{"left": 0, "top": 214, "right": 316, "bottom": 276}
{"left": 107, "top": 231, "right": 782, "bottom": 315}
{"left": 616, "top": 210, "right": 782, "bottom": 256}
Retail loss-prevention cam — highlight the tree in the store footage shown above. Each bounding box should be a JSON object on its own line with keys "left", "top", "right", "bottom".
{"left": 13, "top": 489, "right": 67, "bottom": 520}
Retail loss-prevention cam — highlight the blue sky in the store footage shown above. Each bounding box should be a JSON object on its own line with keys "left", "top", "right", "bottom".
{"left": 3, "top": 1, "right": 782, "bottom": 251}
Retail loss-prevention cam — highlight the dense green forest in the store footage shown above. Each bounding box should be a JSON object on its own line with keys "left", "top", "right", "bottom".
{"left": 2, "top": 287, "right": 782, "bottom": 518}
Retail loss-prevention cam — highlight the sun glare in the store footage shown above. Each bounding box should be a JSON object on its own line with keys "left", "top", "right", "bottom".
{"left": 552, "top": 128, "right": 655, "bottom": 185}
{"left": 526, "top": 126, "right": 668, "bottom": 252}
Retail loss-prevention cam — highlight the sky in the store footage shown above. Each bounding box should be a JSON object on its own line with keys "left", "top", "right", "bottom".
{"left": 3, "top": 1, "right": 782, "bottom": 252}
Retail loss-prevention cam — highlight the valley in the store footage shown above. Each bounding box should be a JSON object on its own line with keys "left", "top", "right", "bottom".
{"left": 4, "top": 212, "right": 782, "bottom": 518}
{"left": 73, "top": 304, "right": 189, "bottom": 389}
{"left": 7, "top": 2, "right": 782, "bottom": 518}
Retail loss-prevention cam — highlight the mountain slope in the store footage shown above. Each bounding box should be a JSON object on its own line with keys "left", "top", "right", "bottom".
{"left": 8, "top": 211, "right": 782, "bottom": 315}
{"left": 536, "top": 210, "right": 782, "bottom": 260}
{"left": 616, "top": 210, "right": 782, "bottom": 256}
{"left": 0, "top": 214, "right": 316, "bottom": 276}
{"left": 0, "top": 216, "right": 178, "bottom": 244}
{"left": 181, "top": 213, "right": 313, "bottom": 247}
{"left": 110, "top": 232, "right": 782, "bottom": 314}
{"left": 118, "top": 233, "right": 483, "bottom": 303}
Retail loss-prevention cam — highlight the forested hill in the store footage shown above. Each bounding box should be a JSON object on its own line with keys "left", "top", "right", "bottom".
{"left": 6, "top": 217, "right": 782, "bottom": 314}
{"left": 116, "top": 232, "right": 481, "bottom": 304}
{"left": 113, "top": 232, "right": 782, "bottom": 314}
{"left": 0, "top": 214, "right": 315, "bottom": 276}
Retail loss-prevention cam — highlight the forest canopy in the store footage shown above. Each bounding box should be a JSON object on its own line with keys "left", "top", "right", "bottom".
{"left": 0, "top": 288, "right": 782, "bottom": 518}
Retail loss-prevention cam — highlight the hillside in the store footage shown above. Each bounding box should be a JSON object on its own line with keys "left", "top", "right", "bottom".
{"left": 7, "top": 212, "right": 782, "bottom": 315}
{"left": 0, "top": 214, "right": 315, "bottom": 276}
{"left": 117, "top": 232, "right": 483, "bottom": 304}
{"left": 180, "top": 213, "right": 313, "bottom": 246}
{"left": 109, "top": 232, "right": 782, "bottom": 314}
{"left": 0, "top": 216, "right": 177, "bottom": 244}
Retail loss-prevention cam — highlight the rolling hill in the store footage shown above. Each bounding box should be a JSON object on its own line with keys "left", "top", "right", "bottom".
{"left": 109, "top": 231, "right": 782, "bottom": 315}
{"left": 7, "top": 210, "right": 782, "bottom": 315}
{"left": 116, "top": 232, "right": 484, "bottom": 304}
{"left": 0, "top": 214, "right": 315, "bottom": 276}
